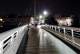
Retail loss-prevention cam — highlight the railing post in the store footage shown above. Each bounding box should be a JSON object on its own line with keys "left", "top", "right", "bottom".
{"left": 58, "top": 27, "right": 60, "bottom": 32}
{"left": 49, "top": 25, "right": 50, "bottom": 28}
{"left": 50, "top": 25, "right": 51, "bottom": 29}
{"left": 52, "top": 26, "right": 53, "bottom": 30}
{"left": 11, "top": 34, "right": 14, "bottom": 45}
{"left": 0, "top": 42, "right": 3, "bottom": 54}
{"left": 71, "top": 29, "right": 75, "bottom": 42}
{"left": 47, "top": 25, "right": 48, "bottom": 28}
{"left": 55, "top": 26, "right": 56, "bottom": 31}
{"left": 63, "top": 28, "right": 66, "bottom": 39}
{"left": 51, "top": 26, "right": 52, "bottom": 29}
{"left": 53, "top": 26, "right": 54, "bottom": 30}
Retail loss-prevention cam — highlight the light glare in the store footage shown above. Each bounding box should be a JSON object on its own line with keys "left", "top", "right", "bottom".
{"left": 0, "top": 19, "right": 3, "bottom": 21}
{"left": 39, "top": 15, "right": 43, "bottom": 19}
{"left": 43, "top": 10, "right": 48, "bottom": 16}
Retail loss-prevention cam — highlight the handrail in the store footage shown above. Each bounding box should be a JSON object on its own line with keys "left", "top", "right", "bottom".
{"left": 43, "top": 25, "right": 80, "bottom": 50}
{"left": 0, "top": 25, "right": 28, "bottom": 54}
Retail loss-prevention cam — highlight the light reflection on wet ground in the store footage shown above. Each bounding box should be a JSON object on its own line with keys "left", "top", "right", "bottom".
{"left": 25, "top": 25, "right": 77, "bottom": 54}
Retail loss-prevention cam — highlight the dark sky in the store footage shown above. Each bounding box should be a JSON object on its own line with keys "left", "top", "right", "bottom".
{"left": 37, "top": 0, "right": 80, "bottom": 15}
{"left": 0, "top": 0, "right": 33, "bottom": 15}
{"left": 0, "top": 0, "right": 80, "bottom": 16}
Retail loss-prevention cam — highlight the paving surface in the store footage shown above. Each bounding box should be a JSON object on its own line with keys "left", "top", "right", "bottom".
{"left": 24, "top": 26, "right": 76, "bottom": 54}
{"left": 25, "top": 26, "right": 39, "bottom": 54}
{"left": 45, "top": 27, "right": 80, "bottom": 50}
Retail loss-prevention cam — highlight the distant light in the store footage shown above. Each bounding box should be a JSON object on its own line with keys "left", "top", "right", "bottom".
{"left": 0, "top": 18, "right": 3, "bottom": 21}
{"left": 66, "top": 18, "right": 72, "bottom": 26}
{"left": 39, "top": 15, "right": 43, "bottom": 19}
{"left": 37, "top": 25, "right": 41, "bottom": 28}
{"left": 58, "top": 20, "right": 66, "bottom": 25}
{"left": 59, "top": 20, "right": 63, "bottom": 24}
{"left": 66, "top": 18, "right": 72, "bottom": 22}
{"left": 57, "top": 18, "right": 72, "bottom": 26}
{"left": 43, "top": 10, "right": 48, "bottom": 16}
{"left": 30, "top": 17, "right": 34, "bottom": 24}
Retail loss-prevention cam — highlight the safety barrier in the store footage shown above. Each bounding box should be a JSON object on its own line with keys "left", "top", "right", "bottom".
{"left": 43, "top": 25, "right": 80, "bottom": 50}
{"left": 0, "top": 25, "right": 28, "bottom": 54}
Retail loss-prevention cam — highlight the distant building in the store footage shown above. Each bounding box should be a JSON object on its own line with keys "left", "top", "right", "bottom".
{"left": 55, "top": 17, "right": 73, "bottom": 26}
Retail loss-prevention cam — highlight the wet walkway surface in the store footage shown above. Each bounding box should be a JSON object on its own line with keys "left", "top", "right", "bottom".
{"left": 25, "top": 26, "right": 39, "bottom": 54}
{"left": 24, "top": 26, "right": 76, "bottom": 54}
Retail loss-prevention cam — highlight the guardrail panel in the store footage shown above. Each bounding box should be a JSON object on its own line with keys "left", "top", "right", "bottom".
{"left": 0, "top": 25, "right": 28, "bottom": 54}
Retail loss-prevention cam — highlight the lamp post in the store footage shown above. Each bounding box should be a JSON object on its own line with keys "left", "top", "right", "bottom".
{"left": 39, "top": 15, "right": 43, "bottom": 24}
{"left": 39, "top": 15, "right": 43, "bottom": 19}
{"left": 38, "top": 10, "right": 49, "bottom": 25}
{"left": 43, "top": 10, "right": 48, "bottom": 24}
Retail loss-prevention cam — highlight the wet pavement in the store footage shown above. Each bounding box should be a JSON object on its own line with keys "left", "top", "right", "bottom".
{"left": 25, "top": 26, "right": 39, "bottom": 54}
{"left": 25, "top": 25, "right": 76, "bottom": 54}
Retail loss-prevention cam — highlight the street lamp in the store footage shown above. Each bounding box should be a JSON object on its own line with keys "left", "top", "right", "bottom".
{"left": 39, "top": 15, "right": 43, "bottom": 24}
{"left": 38, "top": 10, "right": 49, "bottom": 24}
{"left": 0, "top": 18, "right": 3, "bottom": 22}
{"left": 39, "top": 15, "right": 43, "bottom": 19}
{"left": 43, "top": 10, "right": 48, "bottom": 16}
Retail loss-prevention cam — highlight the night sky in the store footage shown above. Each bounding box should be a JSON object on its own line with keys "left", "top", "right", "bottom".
{"left": 0, "top": 0, "right": 80, "bottom": 16}
{"left": 37, "top": 0, "right": 80, "bottom": 15}
{"left": 0, "top": 0, "right": 33, "bottom": 15}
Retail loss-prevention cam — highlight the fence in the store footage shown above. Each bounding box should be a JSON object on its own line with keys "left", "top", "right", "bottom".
{"left": 43, "top": 25, "right": 80, "bottom": 49}
{"left": 0, "top": 25, "right": 28, "bottom": 54}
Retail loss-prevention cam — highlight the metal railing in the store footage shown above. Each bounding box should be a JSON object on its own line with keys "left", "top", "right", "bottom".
{"left": 0, "top": 25, "right": 28, "bottom": 54}
{"left": 43, "top": 25, "right": 80, "bottom": 49}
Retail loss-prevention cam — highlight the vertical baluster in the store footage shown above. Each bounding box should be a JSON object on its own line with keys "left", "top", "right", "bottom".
{"left": 71, "top": 29, "right": 75, "bottom": 42}
{"left": 55, "top": 26, "right": 56, "bottom": 31}
{"left": 63, "top": 28, "right": 66, "bottom": 39}
{"left": 0, "top": 42, "right": 3, "bottom": 54}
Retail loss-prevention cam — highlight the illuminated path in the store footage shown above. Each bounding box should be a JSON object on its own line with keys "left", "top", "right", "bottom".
{"left": 25, "top": 25, "right": 77, "bottom": 54}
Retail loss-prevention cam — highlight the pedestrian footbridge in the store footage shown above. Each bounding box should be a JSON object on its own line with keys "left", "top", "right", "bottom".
{"left": 0, "top": 24, "right": 79, "bottom": 54}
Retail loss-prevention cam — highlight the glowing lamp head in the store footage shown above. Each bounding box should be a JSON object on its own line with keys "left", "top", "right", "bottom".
{"left": 43, "top": 10, "right": 48, "bottom": 16}
{"left": 39, "top": 15, "right": 43, "bottom": 19}
{"left": 0, "top": 18, "right": 3, "bottom": 22}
